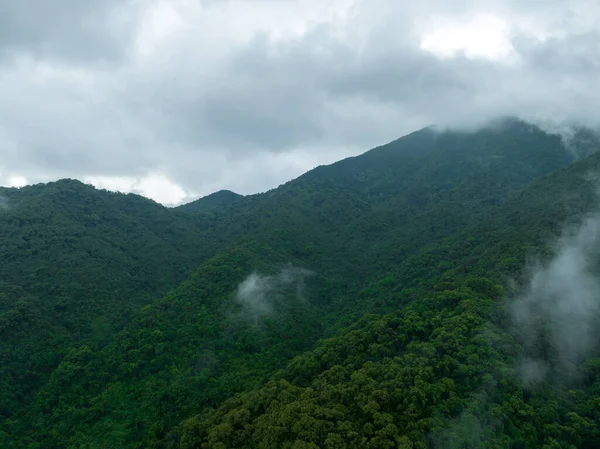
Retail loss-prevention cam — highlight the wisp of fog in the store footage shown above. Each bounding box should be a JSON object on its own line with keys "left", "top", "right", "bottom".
{"left": 512, "top": 212, "right": 600, "bottom": 383}
{"left": 235, "top": 265, "right": 314, "bottom": 323}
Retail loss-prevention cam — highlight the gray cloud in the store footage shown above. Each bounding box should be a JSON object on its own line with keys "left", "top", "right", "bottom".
{"left": 1, "top": 0, "right": 600, "bottom": 202}
{"left": 512, "top": 211, "right": 600, "bottom": 383}
{"left": 0, "top": 0, "right": 139, "bottom": 62}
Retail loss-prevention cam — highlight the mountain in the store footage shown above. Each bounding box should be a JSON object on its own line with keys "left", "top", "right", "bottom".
{"left": 176, "top": 190, "right": 244, "bottom": 213}
{"left": 0, "top": 180, "right": 214, "bottom": 424}
{"left": 2, "top": 118, "right": 600, "bottom": 448}
{"left": 174, "top": 118, "right": 595, "bottom": 317}
{"left": 169, "top": 149, "right": 600, "bottom": 449}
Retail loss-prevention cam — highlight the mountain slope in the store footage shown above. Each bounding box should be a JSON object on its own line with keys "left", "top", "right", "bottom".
{"left": 7, "top": 119, "right": 600, "bottom": 448}
{"left": 176, "top": 190, "right": 244, "bottom": 213}
{"left": 0, "top": 179, "right": 215, "bottom": 423}
{"left": 182, "top": 119, "right": 595, "bottom": 298}
{"left": 167, "top": 137, "right": 600, "bottom": 449}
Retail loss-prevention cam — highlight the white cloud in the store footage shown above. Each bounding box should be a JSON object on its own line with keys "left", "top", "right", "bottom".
{"left": 1, "top": 0, "right": 600, "bottom": 204}
{"left": 7, "top": 175, "right": 28, "bottom": 188}
{"left": 419, "top": 14, "right": 516, "bottom": 61}
{"left": 512, "top": 212, "right": 600, "bottom": 381}
{"left": 84, "top": 172, "right": 192, "bottom": 205}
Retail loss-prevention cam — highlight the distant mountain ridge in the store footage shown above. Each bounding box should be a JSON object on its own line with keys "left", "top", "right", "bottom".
{"left": 3, "top": 117, "right": 600, "bottom": 448}
{"left": 176, "top": 189, "right": 244, "bottom": 213}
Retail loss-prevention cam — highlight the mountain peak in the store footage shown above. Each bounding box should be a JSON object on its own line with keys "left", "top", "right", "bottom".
{"left": 176, "top": 189, "right": 244, "bottom": 212}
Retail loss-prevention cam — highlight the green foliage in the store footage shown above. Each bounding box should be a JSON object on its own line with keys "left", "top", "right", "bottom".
{"left": 25, "top": 243, "right": 324, "bottom": 448}
{"left": 177, "top": 190, "right": 244, "bottom": 213}
{"left": 169, "top": 284, "right": 515, "bottom": 448}
{"left": 0, "top": 179, "right": 218, "bottom": 425}
{"left": 168, "top": 281, "right": 600, "bottom": 449}
{"left": 3, "top": 119, "right": 600, "bottom": 448}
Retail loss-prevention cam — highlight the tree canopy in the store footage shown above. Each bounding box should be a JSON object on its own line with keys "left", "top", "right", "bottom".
{"left": 2, "top": 118, "right": 600, "bottom": 448}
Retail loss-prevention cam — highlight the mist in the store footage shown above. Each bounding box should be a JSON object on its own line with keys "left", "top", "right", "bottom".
{"left": 234, "top": 265, "right": 314, "bottom": 323}
{"left": 0, "top": 195, "right": 8, "bottom": 211}
{"left": 511, "top": 212, "right": 600, "bottom": 383}
{"left": 534, "top": 120, "right": 600, "bottom": 159}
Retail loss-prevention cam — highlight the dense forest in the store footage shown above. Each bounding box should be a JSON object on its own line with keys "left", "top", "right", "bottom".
{"left": 2, "top": 118, "right": 600, "bottom": 448}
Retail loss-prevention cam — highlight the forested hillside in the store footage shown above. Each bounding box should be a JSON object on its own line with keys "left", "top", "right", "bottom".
{"left": 170, "top": 149, "right": 600, "bottom": 449}
{"left": 2, "top": 118, "right": 600, "bottom": 448}
{"left": 0, "top": 180, "right": 215, "bottom": 426}
{"left": 176, "top": 190, "right": 244, "bottom": 213}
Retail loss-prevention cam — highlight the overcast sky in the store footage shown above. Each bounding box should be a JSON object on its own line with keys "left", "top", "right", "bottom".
{"left": 1, "top": 0, "right": 599, "bottom": 205}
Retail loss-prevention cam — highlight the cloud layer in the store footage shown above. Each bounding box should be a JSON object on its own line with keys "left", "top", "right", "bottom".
{"left": 1, "top": 0, "right": 600, "bottom": 203}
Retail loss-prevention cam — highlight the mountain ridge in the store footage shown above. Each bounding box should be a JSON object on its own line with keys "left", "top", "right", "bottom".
{"left": 176, "top": 189, "right": 244, "bottom": 213}
{"left": 3, "top": 118, "right": 600, "bottom": 448}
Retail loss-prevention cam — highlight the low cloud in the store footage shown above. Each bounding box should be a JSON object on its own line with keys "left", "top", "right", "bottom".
{"left": 235, "top": 265, "right": 314, "bottom": 323}
{"left": 0, "top": 194, "right": 8, "bottom": 211}
{"left": 511, "top": 212, "right": 600, "bottom": 383}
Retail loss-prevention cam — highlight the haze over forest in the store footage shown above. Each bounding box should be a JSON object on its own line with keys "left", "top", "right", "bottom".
{"left": 3, "top": 1, "right": 600, "bottom": 448}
